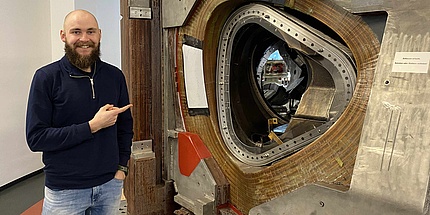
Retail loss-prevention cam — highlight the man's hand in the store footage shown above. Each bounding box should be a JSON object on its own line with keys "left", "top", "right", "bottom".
{"left": 114, "top": 170, "right": 126, "bottom": 180}
{"left": 89, "top": 104, "right": 133, "bottom": 133}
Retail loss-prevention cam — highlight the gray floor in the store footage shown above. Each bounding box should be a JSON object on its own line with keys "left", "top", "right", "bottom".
{"left": 0, "top": 172, "right": 128, "bottom": 215}
{"left": 0, "top": 171, "right": 45, "bottom": 215}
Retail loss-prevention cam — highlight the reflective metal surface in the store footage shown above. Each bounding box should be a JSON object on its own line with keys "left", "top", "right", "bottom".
{"left": 216, "top": 3, "right": 356, "bottom": 166}
{"left": 162, "top": 0, "right": 198, "bottom": 28}
{"left": 249, "top": 184, "right": 419, "bottom": 215}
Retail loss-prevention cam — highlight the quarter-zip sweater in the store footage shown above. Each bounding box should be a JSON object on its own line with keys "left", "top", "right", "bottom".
{"left": 26, "top": 56, "right": 133, "bottom": 190}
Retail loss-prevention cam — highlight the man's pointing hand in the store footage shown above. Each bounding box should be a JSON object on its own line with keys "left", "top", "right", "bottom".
{"left": 89, "top": 104, "right": 133, "bottom": 133}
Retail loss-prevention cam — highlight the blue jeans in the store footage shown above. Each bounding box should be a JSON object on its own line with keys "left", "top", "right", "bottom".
{"left": 42, "top": 178, "right": 123, "bottom": 215}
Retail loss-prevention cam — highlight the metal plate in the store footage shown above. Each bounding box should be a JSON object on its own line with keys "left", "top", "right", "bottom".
{"left": 162, "top": 0, "right": 198, "bottom": 28}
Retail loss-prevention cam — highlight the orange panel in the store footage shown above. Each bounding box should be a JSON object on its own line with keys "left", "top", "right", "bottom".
{"left": 178, "top": 132, "right": 212, "bottom": 176}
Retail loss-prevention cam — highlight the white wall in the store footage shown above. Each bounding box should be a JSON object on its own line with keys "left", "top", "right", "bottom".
{"left": 0, "top": 0, "right": 121, "bottom": 187}
{"left": 50, "top": 0, "right": 75, "bottom": 61}
{"left": 75, "top": 0, "right": 122, "bottom": 68}
{"left": 0, "top": 0, "right": 50, "bottom": 187}
{"left": 51, "top": 0, "right": 121, "bottom": 68}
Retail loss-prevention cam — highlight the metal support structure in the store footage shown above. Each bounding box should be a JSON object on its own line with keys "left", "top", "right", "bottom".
{"left": 172, "top": 132, "right": 229, "bottom": 215}
{"left": 162, "top": 0, "right": 198, "bottom": 28}
{"left": 249, "top": 184, "right": 420, "bottom": 215}
{"left": 128, "top": 0, "right": 151, "bottom": 19}
{"left": 120, "top": 0, "right": 430, "bottom": 214}
{"left": 216, "top": 3, "right": 356, "bottom": 166}
{"left": 250, "top": 0, "right": 430, "bottom": 214}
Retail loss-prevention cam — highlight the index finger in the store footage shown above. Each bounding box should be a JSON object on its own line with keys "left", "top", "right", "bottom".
{"left": 117, "top": 104, "right": 133, "bottom": 113}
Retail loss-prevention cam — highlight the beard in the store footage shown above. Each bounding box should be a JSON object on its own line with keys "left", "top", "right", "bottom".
{"left": 64, "top": 41, "right": 101, "bottom": 70}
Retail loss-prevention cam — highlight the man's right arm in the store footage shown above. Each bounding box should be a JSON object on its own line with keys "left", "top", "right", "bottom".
{"left": 25, "top": 70, "right": 93, "bottom": 152}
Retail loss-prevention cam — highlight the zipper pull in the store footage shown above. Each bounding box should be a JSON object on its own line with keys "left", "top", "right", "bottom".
{"left": 89, "top": 78, "right": 96, "bottom": 99}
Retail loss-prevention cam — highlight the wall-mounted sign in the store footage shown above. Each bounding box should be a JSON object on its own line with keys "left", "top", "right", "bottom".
{"left": 392, "top": 52, "right": 430, "bottom": 73}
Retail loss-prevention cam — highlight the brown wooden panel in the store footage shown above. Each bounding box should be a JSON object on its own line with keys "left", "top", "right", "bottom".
{"left": 125, "top": 155, "right": 176, "bottom": 215}
{"left": 121, "top": 0, "right": 170, "bottom": 214}
{"left": 120, "top": 0, "right": 163, "bottom": 181}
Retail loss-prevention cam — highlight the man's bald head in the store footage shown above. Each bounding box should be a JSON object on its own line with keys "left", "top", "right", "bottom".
{"left": 63, "top": 9, "right": 99, "bottom": 31}
{"left": 60, "top": 9, "right": 101, "bottom": 72}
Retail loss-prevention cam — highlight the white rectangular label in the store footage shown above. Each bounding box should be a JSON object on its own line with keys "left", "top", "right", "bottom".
{"left": 392, "top": 52, "right": 430, "bottom": 73}
{"left": 182, "top": 44, "right": 208, "bottom": 109}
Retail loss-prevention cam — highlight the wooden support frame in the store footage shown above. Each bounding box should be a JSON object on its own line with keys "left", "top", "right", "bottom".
{"left": 120, "top": 0, "right": 173, "bottom": 214}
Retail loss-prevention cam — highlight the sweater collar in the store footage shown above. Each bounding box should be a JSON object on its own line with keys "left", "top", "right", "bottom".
{"left": 60, "top": 55, "right": 100, "bottom": 76}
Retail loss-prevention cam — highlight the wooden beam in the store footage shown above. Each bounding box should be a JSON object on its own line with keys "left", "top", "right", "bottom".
{"left": 120, "top": 0, "right": 172, "bottom": 214}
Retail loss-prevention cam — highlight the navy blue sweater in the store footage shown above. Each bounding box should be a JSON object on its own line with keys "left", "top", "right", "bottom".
{"left": 26, "top": 56, "right": 133, "bottom": 189}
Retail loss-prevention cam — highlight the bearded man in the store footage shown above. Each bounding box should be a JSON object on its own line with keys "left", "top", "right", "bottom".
{"left": 25, "top": 9, "right": 133, "bottom": 215}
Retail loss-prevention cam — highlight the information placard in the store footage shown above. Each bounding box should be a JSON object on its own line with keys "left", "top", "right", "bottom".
{"left": 392, "top": 52, "right": 430, "bottom": 73}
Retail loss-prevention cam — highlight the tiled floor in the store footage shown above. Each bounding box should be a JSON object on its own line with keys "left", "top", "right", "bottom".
{"left": 0, "top": 171, "right": 45, "bottom": 215}
{"left": 21, "top": 200, "right": 128, "bottom": 215}
{"left": 1, "top": 172, "right": 128, "bottom": 215}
